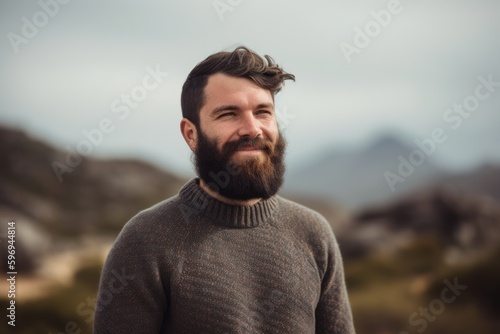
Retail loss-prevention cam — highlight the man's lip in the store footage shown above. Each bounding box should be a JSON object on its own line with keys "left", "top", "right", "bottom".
{"left": 238, "top": 147, "right": 261, "bottom": 151}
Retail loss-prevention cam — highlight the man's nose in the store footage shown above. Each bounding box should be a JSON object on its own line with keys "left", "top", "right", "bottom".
{"left": 237, "top": 113, "right": 262, "bottom": 138}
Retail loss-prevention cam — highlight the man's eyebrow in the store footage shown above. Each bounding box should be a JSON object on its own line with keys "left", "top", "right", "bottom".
{"left": 255, "top": 103, "right": 274, "bottom": 110}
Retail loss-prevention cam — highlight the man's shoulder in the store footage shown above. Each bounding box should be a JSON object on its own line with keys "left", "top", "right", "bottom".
{"left": 276, "top": 195, "right": 326, "bottom": 220}
{"left": 275, "top": 196, "right": 334, "bottom": 235}
{"left": 120, "top": 194, "right": 184, "bottom": 235}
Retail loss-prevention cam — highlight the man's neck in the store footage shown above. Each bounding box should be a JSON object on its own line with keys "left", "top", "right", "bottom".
{"left": 199, "top": 178, "right": 261, "bottom": 206}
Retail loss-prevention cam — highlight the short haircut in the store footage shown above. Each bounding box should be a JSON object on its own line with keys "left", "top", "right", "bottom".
{"left": 181, "top": 46, "right": 295, "bottom": 127}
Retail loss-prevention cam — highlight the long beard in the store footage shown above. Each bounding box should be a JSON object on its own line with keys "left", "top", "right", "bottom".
{"left": 194, "top": 129, "right": 286, "bottom": 201}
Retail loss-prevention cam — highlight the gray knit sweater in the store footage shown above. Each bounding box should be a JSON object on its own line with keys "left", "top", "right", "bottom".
{"left": 94, "top": 178, "right": 355, "bottom": 333}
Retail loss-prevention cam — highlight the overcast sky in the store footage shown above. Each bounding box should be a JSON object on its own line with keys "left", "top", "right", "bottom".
{"left": 1, "top": 0, "right": 499, "bottom": 178}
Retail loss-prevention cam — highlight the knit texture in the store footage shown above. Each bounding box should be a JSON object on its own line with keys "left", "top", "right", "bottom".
{"left": 94, "top": 178, "right": 355, "bottom": 333}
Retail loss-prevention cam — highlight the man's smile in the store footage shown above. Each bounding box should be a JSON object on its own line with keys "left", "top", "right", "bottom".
{"left": 238, "top": 146, "right": 262, "bottom": 151}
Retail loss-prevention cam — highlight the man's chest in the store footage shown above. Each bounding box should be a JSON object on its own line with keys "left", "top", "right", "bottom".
{"left": 165, "top": 228, "right": 321, "bottom": 332}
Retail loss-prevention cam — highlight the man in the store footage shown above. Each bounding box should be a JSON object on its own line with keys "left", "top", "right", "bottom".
{"left": 94, "top": 46, "right": 355, "bottom": 333}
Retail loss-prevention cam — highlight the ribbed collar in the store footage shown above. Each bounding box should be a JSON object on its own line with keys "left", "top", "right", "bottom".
{"left": 178, "top": 178, "right": 278, "bottom": 228}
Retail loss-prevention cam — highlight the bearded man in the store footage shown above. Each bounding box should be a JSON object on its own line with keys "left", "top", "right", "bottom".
{"left": 94, "top": 46, "right": 356, "bottom": 334}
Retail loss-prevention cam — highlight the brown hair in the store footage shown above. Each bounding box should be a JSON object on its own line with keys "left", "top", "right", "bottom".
{"left": 181, "top": 46, "right": 295, "bottom": 127}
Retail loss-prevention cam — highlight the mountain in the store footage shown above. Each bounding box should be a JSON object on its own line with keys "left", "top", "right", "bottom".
{"left": 0, "top": 125, "right": 187, "bottom": 273}
{"left": 283, "top": 135, "right": 443, "bottom": 209}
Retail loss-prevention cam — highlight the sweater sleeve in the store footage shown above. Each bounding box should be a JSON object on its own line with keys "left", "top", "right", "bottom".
{"left": 94, "top": 217, "right": 168, "bottom": 333}
{"left": 314, "top": 224, "right": 356, "bottom": 334}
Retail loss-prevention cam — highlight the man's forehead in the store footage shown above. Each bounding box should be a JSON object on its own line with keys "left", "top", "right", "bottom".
{"left": 203, "top": 73, "right": 274, "bottom": 108}
{"left": 204, "top": 73, "right": 272, "bottom": 97}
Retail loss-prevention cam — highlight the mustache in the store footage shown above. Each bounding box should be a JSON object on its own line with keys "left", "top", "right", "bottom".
{"left": 221, "top": 137, "right": 274, "bottom": 156}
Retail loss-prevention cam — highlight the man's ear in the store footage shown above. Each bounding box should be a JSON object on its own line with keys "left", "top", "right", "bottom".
{"left": 180, "top": 118, "right": 197, "bottom": 152}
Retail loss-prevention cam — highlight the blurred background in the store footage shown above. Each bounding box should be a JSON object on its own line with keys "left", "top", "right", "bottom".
{"left": 1, "top": 0, "right": 499, "bottom": 333}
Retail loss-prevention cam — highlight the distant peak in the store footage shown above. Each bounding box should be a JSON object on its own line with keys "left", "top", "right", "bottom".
{"left": 365, "top": 134, "right": 410, "bottom": 154}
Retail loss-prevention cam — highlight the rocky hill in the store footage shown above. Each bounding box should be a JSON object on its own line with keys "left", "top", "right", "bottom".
{"left": 0, "top": 125, "right": 186, "bottom": 274}
{"left": 342, "top": 185, "right": 500, "bottom": 260}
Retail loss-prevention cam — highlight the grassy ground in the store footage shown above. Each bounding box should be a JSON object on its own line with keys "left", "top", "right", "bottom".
{"left": 346, "top": 235, "right": 500, "bottom": 334}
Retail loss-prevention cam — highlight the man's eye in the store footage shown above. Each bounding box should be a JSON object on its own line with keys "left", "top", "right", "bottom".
{"left": 218, "top": 112, "right": 236, "bottom": 118}
{"left": 257, "top": 110, "right": 272, "bottom": 115}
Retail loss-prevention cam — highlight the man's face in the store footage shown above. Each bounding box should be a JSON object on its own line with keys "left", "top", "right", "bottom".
{"left": 194, "top": 73, "right": 286, "bottom": 200}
